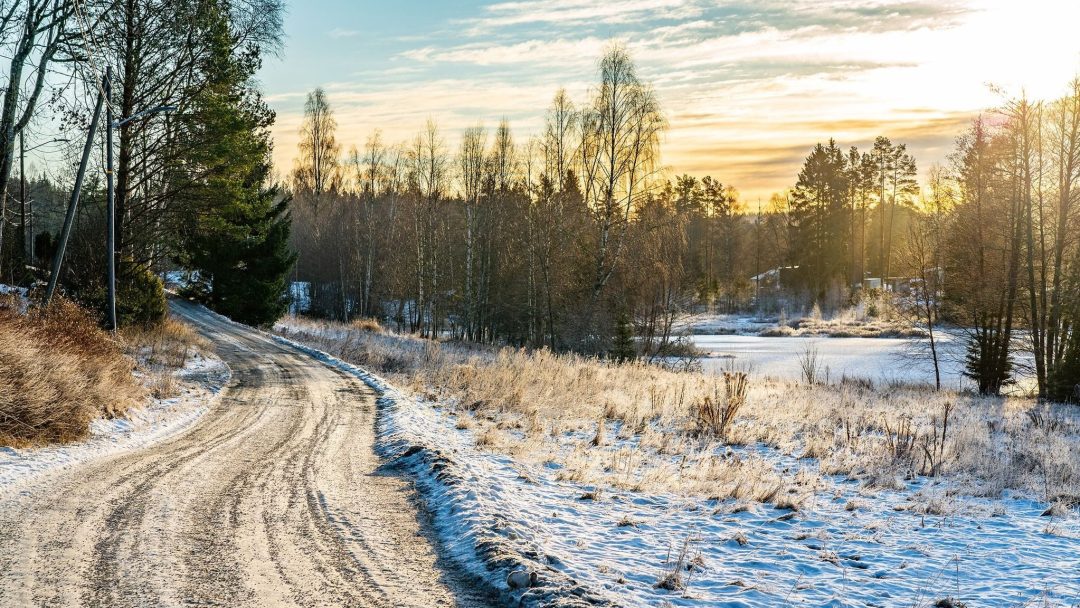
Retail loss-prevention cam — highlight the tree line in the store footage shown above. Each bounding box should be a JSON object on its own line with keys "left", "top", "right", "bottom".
{"left": 289, "top": 46, "right": 766, "bottom": 358}
{"left": 287, "top": 46, "right": 927, "bottom": 359}
{"left": 289, "top": 45, "right": 1080, "bottom": 401}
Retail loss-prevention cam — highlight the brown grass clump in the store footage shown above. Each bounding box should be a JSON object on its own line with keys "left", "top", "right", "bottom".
{"left": 0, "top": 299, "right": 144, "bottom": 446}
{"left": 350, "top": 317, "right": 384, "bottom": 333}
{"left": 122, "top": 317, "right": 208, "bottom": 369}
{"left": 693, "top": 372, "right": 747, "bottom": 440}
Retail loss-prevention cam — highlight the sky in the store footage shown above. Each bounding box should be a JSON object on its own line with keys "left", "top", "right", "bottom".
{"left": 259, "top": 0, "right": 1080, "bottom": 203}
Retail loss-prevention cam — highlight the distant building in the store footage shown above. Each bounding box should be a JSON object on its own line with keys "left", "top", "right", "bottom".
{"left": 752, "top": 266, "right": 800, "bottom": 291}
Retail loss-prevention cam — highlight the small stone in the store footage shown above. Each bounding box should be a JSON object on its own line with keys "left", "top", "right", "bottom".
{"left": 507, "top": 569, "right": 538, "bottom": 589}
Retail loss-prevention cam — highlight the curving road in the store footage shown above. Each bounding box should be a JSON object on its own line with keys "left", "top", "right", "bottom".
{"left": 0, "top": 299, "right": 495, "bottom": 608}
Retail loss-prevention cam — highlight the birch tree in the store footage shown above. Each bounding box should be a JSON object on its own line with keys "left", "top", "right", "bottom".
{"left": 577, "top": 44, "right": 665, "bottom": 349}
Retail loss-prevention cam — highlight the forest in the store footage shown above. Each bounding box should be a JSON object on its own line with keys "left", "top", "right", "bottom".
{"left": 286, "top": 45, "right": 1080, "bottom": 402}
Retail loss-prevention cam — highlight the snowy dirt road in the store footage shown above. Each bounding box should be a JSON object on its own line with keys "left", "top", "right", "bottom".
{"left": 0, "top": 299, "right": 495, "bottom": 608}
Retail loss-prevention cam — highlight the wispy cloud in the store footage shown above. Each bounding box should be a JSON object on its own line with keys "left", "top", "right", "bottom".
{"left": 401, "top": 37, "right": 606, "bottom": 66}
{"left": 328, "top": 28, "right": 360, "bottom": 38}
{"left": 459, "top": 0, "right": 702, "bottom": 32}
{"left": 266, "top": 0, "right": 1080, "bottom": 200}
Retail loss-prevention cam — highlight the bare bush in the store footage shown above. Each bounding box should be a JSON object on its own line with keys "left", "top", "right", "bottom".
{"left": 799, "top": 343, "right": 824, "bottom": 385}
{"left": 883, "top": 415, "right": 918, "bottom": 463}
{"left": 693, "top": 372, "right": 747, "bottom": 440}
{"left": 919, "top": 401, "right": 953, "bottom": 476}
{"left": 0, "top": 300, "right": 144, "bottom": 446}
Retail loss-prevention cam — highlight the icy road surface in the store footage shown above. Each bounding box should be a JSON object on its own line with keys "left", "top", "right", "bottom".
{"left": 0, "top": 299, "right": 494, "bottom": 608}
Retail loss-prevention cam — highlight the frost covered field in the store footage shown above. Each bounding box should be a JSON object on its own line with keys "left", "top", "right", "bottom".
{"left": 278, "top": 317, "right": 1080, "bottom": 607}
{"left": 391, "top": 399, "right": 1080, "bottom": 607}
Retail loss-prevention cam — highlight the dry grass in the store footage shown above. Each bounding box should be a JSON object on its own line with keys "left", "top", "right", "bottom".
{"left": 692, "top": 372, "right": 747, "bottom": 440}
{"left": 277, "top": 316, "right": 1080, "bottom": 504}
{"left": 350, "top": 317, "right": 384, "bottom": 333}
{"left": 122, "top": 317, "right": 210, "bottom": 400}
{"left": 122, "top": 317, "right": 208, "bottom": 369}
{"left": 655, "top": 532, "right": 699, "bottom": 591}
{"left": 0, "top": 298, "right": 144, "bottom": 446}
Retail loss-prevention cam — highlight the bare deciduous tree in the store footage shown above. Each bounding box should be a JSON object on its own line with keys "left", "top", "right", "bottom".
{"left": 577, "top": 44, "right": 665, "bottom": 348}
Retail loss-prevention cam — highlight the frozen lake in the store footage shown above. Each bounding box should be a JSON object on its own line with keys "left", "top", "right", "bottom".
{"left": 691, "top": 333, "right": 979, "bottom": 390}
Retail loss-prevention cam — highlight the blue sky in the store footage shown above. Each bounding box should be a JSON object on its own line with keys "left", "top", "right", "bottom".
{"left": 259, "top": 0, "right": 1080, "bottom": 201}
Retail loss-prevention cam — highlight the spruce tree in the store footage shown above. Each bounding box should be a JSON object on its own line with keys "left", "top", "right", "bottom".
{"left": 1049, "top": 324, "right": 1080, "bottom": 403}
{"left": 611, "top": 310, "right": 637, "bottom": 362}
{"left": 175, "top": 2, "right": 295, "bottom": 327}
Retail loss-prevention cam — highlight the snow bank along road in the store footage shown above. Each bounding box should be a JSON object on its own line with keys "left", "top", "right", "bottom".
{"left": 0, "top": 299, "right": 495, "bottom": 608}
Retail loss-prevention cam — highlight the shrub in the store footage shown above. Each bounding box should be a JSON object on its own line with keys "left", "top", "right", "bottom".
{"left": 70, "top": 260, "right": 167, "bottom": 329}
{"left": 351, "top": 317, "right": 383, "bottom": 333}
{"left": 693, "top": 372, "right": 747, "bottom": 440}
{"left": 610, "top": 311, "right": 637, "bottom": 362}
{"left": 117, "top": 262, "right": 168, "bottom": 328}
{"left": 799, "top": 343, "right": 824, "bottom": 385}
{"left": 0, "top": 299, "right": 143, "bottom": 446}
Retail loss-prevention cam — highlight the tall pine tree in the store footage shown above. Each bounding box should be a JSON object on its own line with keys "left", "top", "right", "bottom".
{"left": 176, "top": 1, "right": 294, "bottom": 327}
{"left": 790, "top": 140, "right": 850, "bottom": 299}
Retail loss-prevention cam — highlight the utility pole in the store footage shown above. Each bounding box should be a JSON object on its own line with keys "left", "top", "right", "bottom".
{"left": 755, "top": 197, "right": 761, "bottom": 309}
{"left": 27, "top": 181, "right": 33, "bottom": 264}
{"left": 101, "top": 68, "right": 173, "bottom": 331}
{"left": 105, "top": 66, "right": 117, "bottom": 332}
{"left": 18, "top": 130, "right": 25, "bottom": 264}
{"left": 44, "top": 90, "right": 105, "bottom": 307}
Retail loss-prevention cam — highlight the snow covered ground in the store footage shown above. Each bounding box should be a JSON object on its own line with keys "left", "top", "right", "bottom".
{"left": 386, "top": 403, "right": 1080, "bottom": 607}
{"left": 690, "top": 333, "right": 1042, "bottom": 395}
{"left": 0, "top": 284, "right": 28, "bottom": 299}
{"left": 0, "top": 349, "right": 230, "bottom": 493}
{"left": 276, "top": 330, "right": 1080, "bottom": 607}
{"left": 692, "top": 334, "right": 969, "bottom": 389}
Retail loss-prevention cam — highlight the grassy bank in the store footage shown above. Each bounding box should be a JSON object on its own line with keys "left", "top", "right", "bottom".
{"left": 0, "top": 297, "right": 205, "bottom": 447}
{"left": 278, "top": 316, "right": 1080, "bottom": 507}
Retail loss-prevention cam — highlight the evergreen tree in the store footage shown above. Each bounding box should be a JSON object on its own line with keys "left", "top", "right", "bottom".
{"left": 790, "top": 140, "right": 850, "bottom": 299}
{"left": 176, "top": 1, "right": 294, "bottom": 327}
{"left": 611, "top": 309, "right": 637, "bottom": 362}
{"left": 1049, "top": 328, "right": 1080, "bottom": 403}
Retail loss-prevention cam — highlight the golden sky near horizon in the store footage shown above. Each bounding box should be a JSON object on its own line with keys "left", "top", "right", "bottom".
{"left": 261, "top": 0, "right": 1080, "bottom": 203}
